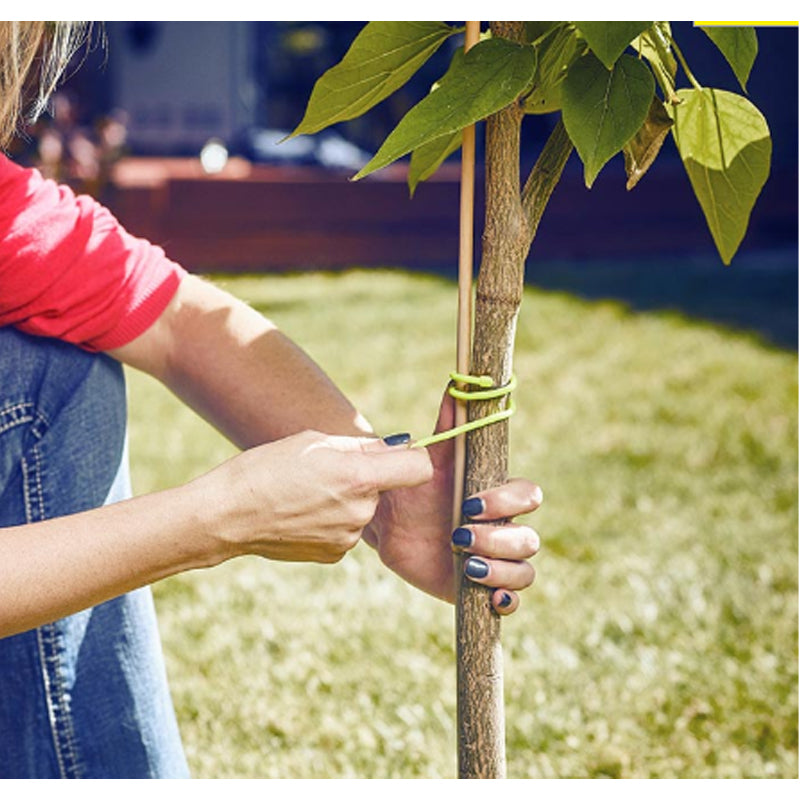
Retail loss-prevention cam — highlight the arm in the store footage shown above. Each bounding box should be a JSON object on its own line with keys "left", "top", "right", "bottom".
{"left": 0, "top": 479, "right": 218, "bottom": 637}
{"left": 1, "top": 271, "right": 538, "bottom": 636}
{"left": 109, "top": 273, "right": 373, "bottom": 447}
{"left": 1, "top": 263, "right": 432, "bottom": 638}
{"left": 0, "top": 427, "right": 432, "bottom": 638}
{"left": 0, "top": 157, "right": 535, "bottom": 635}
{"left": 111, "top": 274, "right": 542, "bottom": 612}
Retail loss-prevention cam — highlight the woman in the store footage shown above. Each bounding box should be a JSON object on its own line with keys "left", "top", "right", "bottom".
{"left": 0, "top": 22, "right": 542, "bottom": 777}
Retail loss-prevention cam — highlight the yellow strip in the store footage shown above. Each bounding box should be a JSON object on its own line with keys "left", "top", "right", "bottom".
{"left": 695, "top": 21, "right": 798, "bottom": 25}
{"left": 411, "top": 373, "right": 516, "bottom": 449}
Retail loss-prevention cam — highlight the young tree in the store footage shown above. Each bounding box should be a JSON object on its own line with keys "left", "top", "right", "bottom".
{"left": 291, "top": 20, "right": 772, "bottom": 778}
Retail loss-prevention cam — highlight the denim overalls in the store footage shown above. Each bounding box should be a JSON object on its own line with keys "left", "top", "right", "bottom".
{"left": 0, "top": 327, "right": 189, "bottom": 777}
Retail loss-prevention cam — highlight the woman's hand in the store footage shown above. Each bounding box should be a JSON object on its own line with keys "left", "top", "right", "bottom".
{"left": 363, "top": 392, "right": 542, "bottom": 614}
{"left": 199, "top": 430, "right": 433, "bottom": 565}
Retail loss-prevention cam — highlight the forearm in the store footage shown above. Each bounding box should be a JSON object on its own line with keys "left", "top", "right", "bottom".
{"left": 0, "top": 478, "right": 223, "bottom": 638}
{"left": 110, "top": 274, "right": 373, "bottom": 449}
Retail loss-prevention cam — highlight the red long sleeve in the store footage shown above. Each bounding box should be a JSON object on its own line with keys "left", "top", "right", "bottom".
{"left": 0, "top": 154, "right": 186, "bottom": 352}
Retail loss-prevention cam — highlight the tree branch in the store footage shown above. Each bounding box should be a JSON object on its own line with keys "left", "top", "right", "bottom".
{"left": 520, "top": 117, "right": 574, "bottom": 246}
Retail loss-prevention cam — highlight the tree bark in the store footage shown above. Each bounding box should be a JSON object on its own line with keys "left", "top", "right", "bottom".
{"left": 455, "top": 21, "right": 575, "bottom": 778}
{"left": 456, "top": 20, "right": 529, "bottom": 780}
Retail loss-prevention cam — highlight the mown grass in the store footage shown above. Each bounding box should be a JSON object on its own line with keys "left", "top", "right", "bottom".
{"left": 125, "top": 269, "right": 797, "bottom": 778}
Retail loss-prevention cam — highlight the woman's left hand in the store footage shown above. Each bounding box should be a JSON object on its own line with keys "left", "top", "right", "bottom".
{"left": 363, "top": 391, "right": 542, "bottom": 614}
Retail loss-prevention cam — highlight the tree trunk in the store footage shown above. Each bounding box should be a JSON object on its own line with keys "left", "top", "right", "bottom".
{"left": 456, "top": 20, "right": 529, "bottom": 781}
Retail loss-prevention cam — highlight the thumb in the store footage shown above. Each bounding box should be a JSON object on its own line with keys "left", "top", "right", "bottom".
{"left": 366, "top": 446, "right": 434, "bottom": 492}
{"left": 314, "top": 433, "right": 432, "bottom": 491}
{"left": 433, "top": 387, "right": 456, "bottom": 436}
{"left": 424, "top": 387, "right": 457, "bottom": 473}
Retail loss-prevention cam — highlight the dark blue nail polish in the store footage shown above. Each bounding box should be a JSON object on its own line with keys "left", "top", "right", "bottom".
{"left": 462, "top": 496, "right": 485, "bottom": 518}
{"left": 451, "top": 527, "right": 473, "bottom": 549}
{"left": 465, "top": 557, "right": 489, "bottom": 579}
{"left": 382, "top": 432, "right": 411, "bottom": 446}
{"left": 498, "top": 592, "right": 513, "bottom": 608}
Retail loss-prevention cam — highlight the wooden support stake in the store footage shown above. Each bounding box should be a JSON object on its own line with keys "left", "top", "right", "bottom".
{"left": 451, "top": 20, "right": 481, "bottom": 529}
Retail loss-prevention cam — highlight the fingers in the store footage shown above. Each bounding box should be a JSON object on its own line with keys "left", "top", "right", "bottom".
{"left": 453, "top": 503, "right": 542, "bottom": 615}
{"left": 461, "top": 478, "right": 543, "bottom": 521}
{"left": 492, "top": 590, "right": 520, "bottom": 616}
{"left": 462, "top": 553, "right": 536, "bottom": 592}
{"left": 325, "top": 433, "right": 434, "bottom": 492}
{"left": 452, "top": 522, "right": 540, "bottom": 561}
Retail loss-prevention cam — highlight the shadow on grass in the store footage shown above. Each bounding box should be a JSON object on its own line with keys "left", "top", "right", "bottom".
{"left": 522, "top": 247, "right": 798, "bottom": 351}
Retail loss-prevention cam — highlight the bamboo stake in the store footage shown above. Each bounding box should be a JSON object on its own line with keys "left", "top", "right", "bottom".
{"left": 451, "top": 20, "right": 481, "bottom": 529}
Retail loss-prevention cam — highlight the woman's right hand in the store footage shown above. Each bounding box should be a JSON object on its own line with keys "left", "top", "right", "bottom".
{"left": 197, "top": 430, "right": 433, "bottom": 565}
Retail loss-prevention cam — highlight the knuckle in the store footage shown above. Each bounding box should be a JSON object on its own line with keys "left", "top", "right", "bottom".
{"left": 298, "top": 429, "right": 325, "bottom": 447}
{"left": 522, "top": 563, "right": 537, "bottom": 588}
{"left": 503, "top": 478, "right": 543, "bottom": 514}
{"left": 521, "top": 527, "right": 541, "bottom": 557}
{"left": 527, "top": 483, "right": 544, "bottom": 511}
{"left": 341, "top": 526, "right": 364, "bottom": 552}
{"left": 323, "top": 530, "right": 360, "bottom": 563}
{"left": 352, "top": 498, "right": 378, "bottom": 530}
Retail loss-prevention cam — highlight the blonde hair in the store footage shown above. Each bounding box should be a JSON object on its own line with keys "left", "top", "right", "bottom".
{"left": 0, "top": 21, "right": 90, "bottom": 149}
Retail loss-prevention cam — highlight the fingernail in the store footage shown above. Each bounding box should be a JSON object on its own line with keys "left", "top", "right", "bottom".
{"left": 462, "top": 496, "right": 485, "bottom": 518}
{"left": 498, "top": 592, "right": 513, "bottom": 608}
{"left": 382, "top": 432, "right": 411, "bottom": 446}
{"left": 465, "top": 557, "right": 489, "bottom": 579}
{"left": 451, "top": 527, "right": 473, "bottom": 549}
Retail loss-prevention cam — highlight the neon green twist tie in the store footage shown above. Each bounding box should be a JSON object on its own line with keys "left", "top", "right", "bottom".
{"left": 412, "top": 372, "right": 517, "bottom": 448}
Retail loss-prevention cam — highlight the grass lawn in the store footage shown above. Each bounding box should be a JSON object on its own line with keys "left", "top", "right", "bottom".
{"left": 125, "top": 268, "right": 797, "bottom": 778}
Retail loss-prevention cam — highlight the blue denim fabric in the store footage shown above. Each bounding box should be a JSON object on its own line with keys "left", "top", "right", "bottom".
{"left": 0, "top": 328, "right": 189, "bottom": 778}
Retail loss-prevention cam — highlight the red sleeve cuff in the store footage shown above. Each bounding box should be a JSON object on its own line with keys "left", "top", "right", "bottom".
{"left": 0, "top": 156, "right": 188, "bottom": 352}
{"left": 82, "top": 266, "right": 185, "bottom": 352}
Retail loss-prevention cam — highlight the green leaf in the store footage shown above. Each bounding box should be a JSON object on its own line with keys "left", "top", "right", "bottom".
{"left": 634, "top": 22, "right": 679, "bottom": 104}
{"left": 408, "top": 132, "right": 462, "bottom": 196}
{"left": 573, "top": 21, "right": 652, "bottom": 69}
{"left": 669, "top": 87, "right": 771, "bottom": 264}
{"left": 623, "top": 95, "right": 673, "bottom": 189}
{"left": 523, "top": 23, "right": 585, "bottom": 115}
{"left": 700, "top": 26, "right": 758, "bottom": 91}
{"left": 407, "top": 48, "right": 466, "bottom": 195}
{"left": 562, "top": 52, "right": 655, "bottom": 187}
{"left": 290, "top": 21, "right": 458, "bottom": 137}
{"left": 353, "top": 37, "right": 537, "bottom": 181}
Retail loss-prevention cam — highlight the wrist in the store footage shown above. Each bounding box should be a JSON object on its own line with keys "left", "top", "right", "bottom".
{"left": 178, "top": 471, "right": 242, "bottom": 569}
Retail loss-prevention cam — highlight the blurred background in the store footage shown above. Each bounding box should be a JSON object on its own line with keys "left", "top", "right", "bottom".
{"left": 8, "top": 22, "right": 795, "bottom": 778}
{"left": 9, "top": 21, "right": 798, "bottom": 348}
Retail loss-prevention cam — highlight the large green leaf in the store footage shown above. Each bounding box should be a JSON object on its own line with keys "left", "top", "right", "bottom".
{"left": 290, "top": 22, "right": 459, "bottom": 137}
{"left": 562, "top": 52, "right": 654, "bottom": 187}
{"left": 523, "top": 23, "right": 586, "bottom": 115}
{"left": 669, "top": 87, "right": 771, "bottom": 264}
{"left": 353, "top": 37, "right": 537, "bottom": 180}
{"left": 700, "top": 26, "right": 758, "bottom": 91}
{"left": 573, "top": 21, "right": 651, "bottom": 69}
